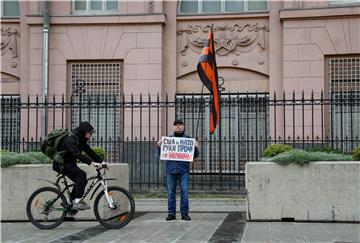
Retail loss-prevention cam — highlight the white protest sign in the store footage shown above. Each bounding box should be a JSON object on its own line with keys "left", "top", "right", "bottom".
{"left": 160, "top": 136, "right": 195, "bottom": 162}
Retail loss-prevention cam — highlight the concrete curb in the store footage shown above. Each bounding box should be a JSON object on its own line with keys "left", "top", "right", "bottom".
{"left": 135, "top": 198, "right": 246, "bottom": 212}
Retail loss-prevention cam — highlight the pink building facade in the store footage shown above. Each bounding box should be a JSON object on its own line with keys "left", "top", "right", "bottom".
{"left": 1, "top": 0, "right": 359, "bottom": 143}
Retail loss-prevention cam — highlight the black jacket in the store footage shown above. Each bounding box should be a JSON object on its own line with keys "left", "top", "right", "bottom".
{"left": 57, "top": 128, "right": 103, "bottom": 165}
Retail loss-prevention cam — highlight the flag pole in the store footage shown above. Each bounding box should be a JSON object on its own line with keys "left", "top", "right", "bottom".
{"left": 195, "top": 84, "right": 204, "bottom": 140}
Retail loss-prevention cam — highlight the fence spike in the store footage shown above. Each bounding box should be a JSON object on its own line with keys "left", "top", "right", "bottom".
{"left": 302, "top": 90, "right": 304, "bottom": 101}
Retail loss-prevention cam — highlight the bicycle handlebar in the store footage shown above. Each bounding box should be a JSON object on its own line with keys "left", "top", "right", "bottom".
{"left": 96, "top": 163, "right": 109, "bottom": 171}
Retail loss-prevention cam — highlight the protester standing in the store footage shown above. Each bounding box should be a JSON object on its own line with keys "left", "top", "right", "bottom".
{"left": 157, "top": 119, "right": 199, "bottom": 221}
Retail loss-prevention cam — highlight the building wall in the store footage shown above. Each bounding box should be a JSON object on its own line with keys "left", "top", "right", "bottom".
{"left": 280, "top": 6, "right": 360, "bottom": 139}
{"left": 1, "top": 1, "right": 165, "bottom": 139}
{"left": 281, "top": 10, "right": 360, "bottom": 96}
{"left": 1, "top": 21, "right": 20, "bottom": 94}
{"left": 23, "top": 1, "right": 165, "bottom": 100}
{"left": 176, "top": 17, "right": 270, "bottom": 94}
{"left": 2, "top": 1, "right": 359, "bottom": 98}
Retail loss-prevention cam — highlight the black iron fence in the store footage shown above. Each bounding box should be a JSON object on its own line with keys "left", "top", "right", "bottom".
{"left": 1, "top": 91, "right": 360, "bottom": 193}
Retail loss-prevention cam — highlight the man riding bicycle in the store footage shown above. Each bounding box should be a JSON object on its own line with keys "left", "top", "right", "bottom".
{"left": 55, "top": 121, "right": 106, "bottom": 211}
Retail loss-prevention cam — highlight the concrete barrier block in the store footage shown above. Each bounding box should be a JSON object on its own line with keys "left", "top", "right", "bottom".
{"left": 1, "top": 163, "right": 129, "bottom": 221}
{"left": 246, "top": 161, "right": 360, "bottom": 222}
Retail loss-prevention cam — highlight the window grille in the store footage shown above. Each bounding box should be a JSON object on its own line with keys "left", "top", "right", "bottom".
{"left": 329, "top": 57, "right": 360, "bottom": 152}
{"left": 70, "top": 62, "right": 122, "bottom": 162}
{"left": 0, "top": 95, "right": 20, "bottom": 151}
{"left": 176, "top": 94, "right": 268, "bottom": 173}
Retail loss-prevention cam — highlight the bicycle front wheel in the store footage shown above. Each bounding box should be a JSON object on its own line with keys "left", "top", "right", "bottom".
{"left": 94, "top": 186, "right": 135, "bottom": 229}
{"left": 26, "top": 187, "right": 67, "bottom": 229}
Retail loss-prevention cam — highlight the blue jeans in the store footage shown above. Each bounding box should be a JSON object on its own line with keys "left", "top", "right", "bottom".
{"left": 167, "top": 173, "right": 189, "bottom": 215}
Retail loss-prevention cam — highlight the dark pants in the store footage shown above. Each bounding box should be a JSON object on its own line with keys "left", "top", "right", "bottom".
{"left": 167, "top": 173, "right": 189, "bottom": 216}
{"left": 63, "top": 163, "right": 87, "bottom": 200}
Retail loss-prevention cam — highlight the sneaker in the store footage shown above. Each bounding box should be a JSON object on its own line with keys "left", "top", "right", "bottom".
{"left": 181, "top": 214, "right": 191, "bottom": 221}
{"left": 67, "top": 208, "right": 79, "bottom": 216}
{"left": 166, "top": 214, "right": 176, "bottom": 221}
{"left": 72, "top": 200, "right": 91, "bottom": 211}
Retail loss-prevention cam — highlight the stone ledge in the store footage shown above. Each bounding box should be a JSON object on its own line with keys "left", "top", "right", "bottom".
{"left": 25, "top": 14, "right": 166, "bottom": 25}
{"left": 280, "top": 6, "right": 360, "bottom": 20}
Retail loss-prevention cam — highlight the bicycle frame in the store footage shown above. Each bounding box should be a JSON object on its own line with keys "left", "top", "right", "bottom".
{"left": 38, "top": 168, "right": 117, "bottom": 211}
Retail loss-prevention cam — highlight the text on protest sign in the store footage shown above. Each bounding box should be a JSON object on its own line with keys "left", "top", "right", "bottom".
{"left": 160, "top": 136, "right": 195, "bottom": 162}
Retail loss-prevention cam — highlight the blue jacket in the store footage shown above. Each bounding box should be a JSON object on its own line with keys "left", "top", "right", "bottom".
{"left": 160, "top": 133, "right": 199, "bottom": 174}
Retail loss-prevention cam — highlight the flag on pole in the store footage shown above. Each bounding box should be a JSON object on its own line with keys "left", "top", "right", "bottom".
{"left": 197, "top": 29, "right": 220, "bottom": 134}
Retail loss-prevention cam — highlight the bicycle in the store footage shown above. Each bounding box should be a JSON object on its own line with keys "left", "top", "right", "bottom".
{"left": 26, "top": 165, "right": 135, "bottom": 229}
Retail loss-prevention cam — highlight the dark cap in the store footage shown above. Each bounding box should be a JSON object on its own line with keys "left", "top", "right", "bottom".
{"left": 173, "top": 119, "right": 184, "bottom": 125}
{"left": 78, "top": 121, "right": 95, "bottom": 135}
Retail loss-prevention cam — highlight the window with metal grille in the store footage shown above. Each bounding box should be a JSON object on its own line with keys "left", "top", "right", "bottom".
{"left": 0, "top": 95, "right": 20, "bottom": 152}
{"left": 329, "top": 57, "right": 360, "bottom": 152}
{"left": 70, "top": 62, "right": 122, "bottom": 162}
{"left": 176, "top": 94, "right": 268, "bottom": 173}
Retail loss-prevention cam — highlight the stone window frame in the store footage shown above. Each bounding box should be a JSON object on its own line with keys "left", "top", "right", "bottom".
{"left": 178, "top": 0, "right": 268, "bottom": 15}
{"left": 72, "top": 0, "right": 119, "bottom": 15}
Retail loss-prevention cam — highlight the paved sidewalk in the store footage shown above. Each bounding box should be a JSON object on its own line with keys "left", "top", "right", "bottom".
{"left": 241, "top": 222, "right": 360, "bottom": 243}
{"left": 1, "top": 213, "right": 240, "bottom": 243}
{"left": 2, "top": 212, "right": 359, "bottom": 243}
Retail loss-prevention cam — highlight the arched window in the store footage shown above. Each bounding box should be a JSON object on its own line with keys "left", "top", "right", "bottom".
{"left": 179, "top": 0, "right": 268, "bottom": 15}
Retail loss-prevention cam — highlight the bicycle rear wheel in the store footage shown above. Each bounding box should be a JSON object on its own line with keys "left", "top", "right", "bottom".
{"left": 26, "top": 187, "right": 67, "bottom": 229}
{"left": 94, "top": 186, "right": 135, "bottom": 229}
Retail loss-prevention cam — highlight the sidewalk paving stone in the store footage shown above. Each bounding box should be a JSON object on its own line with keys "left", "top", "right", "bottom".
{"left": 2, "top": 212, "right": 359, "bottom": 243}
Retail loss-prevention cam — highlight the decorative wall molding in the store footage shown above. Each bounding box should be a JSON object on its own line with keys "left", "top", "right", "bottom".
{"left": 1, "top": 27, "right": 20, "bottom": 58}
{"left": 177, "top": 23, "right": 269, "bottom": 57}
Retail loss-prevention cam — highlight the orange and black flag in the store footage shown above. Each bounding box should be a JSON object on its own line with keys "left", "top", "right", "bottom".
{"left": 197, "top": 29, "right": 220, "bottom": 134}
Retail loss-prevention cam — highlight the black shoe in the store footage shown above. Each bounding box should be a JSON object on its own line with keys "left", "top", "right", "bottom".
{"left": 67, "top": 208, "right": 78, "bottom": 217}
{"left": 181, "top": 214, "right": 191, "bottom": 221}
{"left": 166, "top": 214, "right": 176, "bottom": 221}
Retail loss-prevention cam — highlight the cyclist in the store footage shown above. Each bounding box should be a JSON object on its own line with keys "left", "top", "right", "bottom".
{"left": 56, "top": 121, "right": 106, "bottom": 211}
